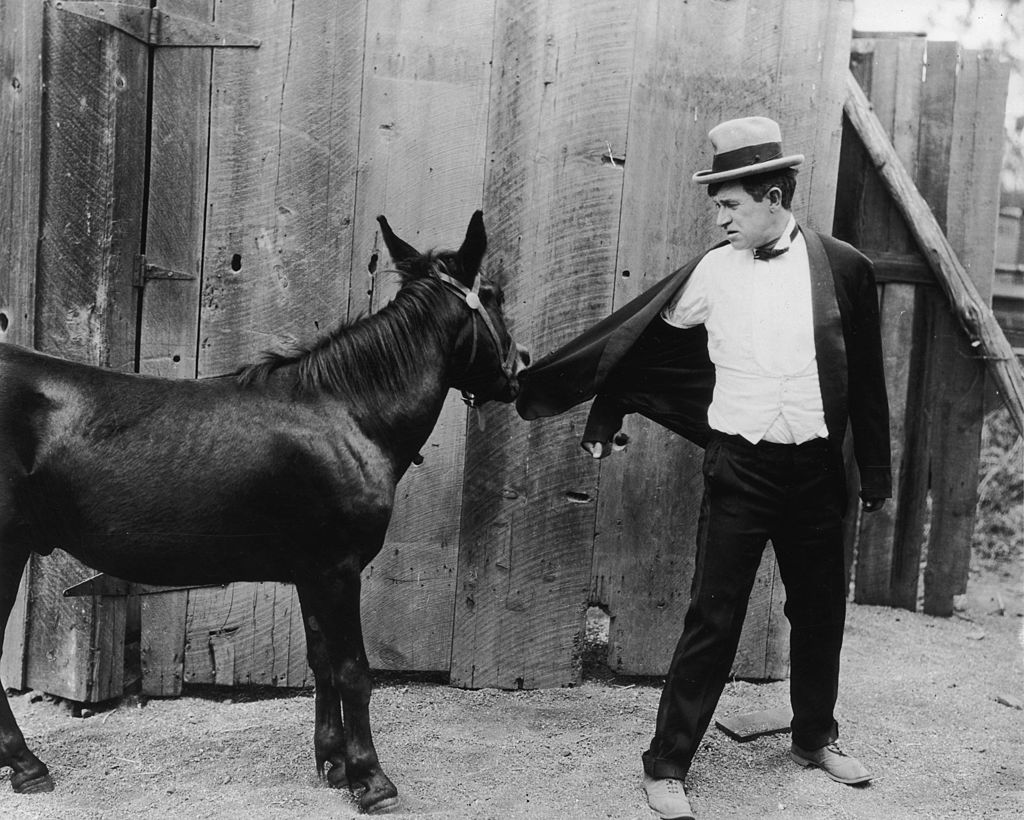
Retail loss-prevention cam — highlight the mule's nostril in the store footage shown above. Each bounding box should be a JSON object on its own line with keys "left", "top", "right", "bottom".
{"left": 518, "top": 345, "right": 532, "bottom": 369}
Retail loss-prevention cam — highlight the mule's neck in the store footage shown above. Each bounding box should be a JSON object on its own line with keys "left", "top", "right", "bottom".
{"left": 303, "top": 279, "right": 467, "bottom": 471}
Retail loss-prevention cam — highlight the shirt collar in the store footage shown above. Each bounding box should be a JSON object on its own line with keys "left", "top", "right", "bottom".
{"left": 771, "top": 215, "right": 799, "bottom": 252}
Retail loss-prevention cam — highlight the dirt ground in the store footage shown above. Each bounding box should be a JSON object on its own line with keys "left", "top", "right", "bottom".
{"left": 0, "top": 556, "right": 1020, "bottom": 820}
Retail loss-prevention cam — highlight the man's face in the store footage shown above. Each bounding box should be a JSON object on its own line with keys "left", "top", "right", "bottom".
{"left": 711, "top": 182, "right": 779, "bottom": 251}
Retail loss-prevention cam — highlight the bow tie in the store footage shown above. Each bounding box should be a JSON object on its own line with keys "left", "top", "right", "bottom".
{"left": 753, "top": 244, "right": 788, "bottom": 261}
{"left": 752, "top": 224, "right": 800, "bottom": 261}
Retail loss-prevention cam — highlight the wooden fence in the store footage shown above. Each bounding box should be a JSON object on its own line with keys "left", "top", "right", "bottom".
{"left": 836, "top": 34, "right": 1009, "bottom": 616}
{"left": 0, "top": 2, "right": 1007, "bottom": 701}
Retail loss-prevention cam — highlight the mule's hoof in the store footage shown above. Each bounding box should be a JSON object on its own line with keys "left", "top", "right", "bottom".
{"left": 356, "top": 776, "right": 399, "bottom": 814}
{"left": 360, "top": 792, "right": 399, "bottom": 814}
{"left": 325, "top": 762, "right": 348, "bottom": 789}
{"left": 11, "top": 770, "right": 55, "bottom": 794}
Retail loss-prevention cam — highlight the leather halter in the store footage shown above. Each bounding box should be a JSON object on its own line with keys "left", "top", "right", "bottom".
{"left": 430, "top": 266, "right": 518, "bottom": 408}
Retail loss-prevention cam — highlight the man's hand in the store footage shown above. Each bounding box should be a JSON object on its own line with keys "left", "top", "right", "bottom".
{"left": 583, "top": 433, "right": 630, "bottom": 459}
{"left": 861, "top": 497, "right": 887, "bottom": 513}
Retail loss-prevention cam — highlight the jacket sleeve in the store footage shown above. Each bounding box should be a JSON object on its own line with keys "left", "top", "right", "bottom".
{"left": 847, "top": 258, "right": 892, "bottom": 499}
{"left": 582, "top": 394, "right": 628, "bottom": 446}
{"left": 582, "top": 317, "right": 715, "bottom": 449}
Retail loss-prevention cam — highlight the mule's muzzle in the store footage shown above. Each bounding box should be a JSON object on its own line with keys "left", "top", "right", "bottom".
{"left": 502, "top": 343, "right": 532, "bottom": 401}
{"left": 460, "top": 343, "right": 530, "bottom": 407}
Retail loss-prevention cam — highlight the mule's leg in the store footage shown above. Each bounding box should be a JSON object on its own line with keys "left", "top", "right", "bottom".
{"left": 297, "top": 565, "right": 398, "bottom": 814}
{"left": 0, "top": 543, "right": 53, "bottom": 793}
{"left": 296, "top": 588, "right": 348, "bottom": 787}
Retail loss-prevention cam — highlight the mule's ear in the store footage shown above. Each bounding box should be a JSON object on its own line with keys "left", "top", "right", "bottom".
{"left": 377, "top": 215, "right": 420, "bottom": 265}
{"left": 457, "top": 210, "right": 487, "bottom": 282}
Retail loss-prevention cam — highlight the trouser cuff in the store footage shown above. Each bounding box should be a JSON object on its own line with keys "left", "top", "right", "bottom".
{"left": 791, "top": 720, "right": 839, "bottom": 752}
{"left": 642, "top": 753, "right": 688, "bottom": 781}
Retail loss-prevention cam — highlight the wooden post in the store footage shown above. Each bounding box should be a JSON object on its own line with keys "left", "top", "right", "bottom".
{"left": 844, "top": 70, "right": 1023, "bottom": 436}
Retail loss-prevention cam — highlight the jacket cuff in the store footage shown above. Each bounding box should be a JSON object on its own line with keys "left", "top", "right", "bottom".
{"left": 858, "top": 465, "right": 892, "bottom": 499}
{"left": 582, "top": 394, "right": 626, "bottom": 446}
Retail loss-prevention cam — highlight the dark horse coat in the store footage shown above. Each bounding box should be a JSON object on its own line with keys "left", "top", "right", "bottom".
{"left": 516, "top": 228, "right": 892, "bottom": 503}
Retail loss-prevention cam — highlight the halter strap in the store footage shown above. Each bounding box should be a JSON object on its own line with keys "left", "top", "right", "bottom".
{"left": 430, "top": 268, "right": 520, "bottom": 376}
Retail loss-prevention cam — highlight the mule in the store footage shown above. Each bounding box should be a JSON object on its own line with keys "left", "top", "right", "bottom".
{"left": 0, "top": 211, "right": 529, "bottom": 813}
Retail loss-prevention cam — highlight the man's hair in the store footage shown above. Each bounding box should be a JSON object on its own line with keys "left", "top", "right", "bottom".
{"left": 707, "top": 168, "right": 798, "bottom": 209}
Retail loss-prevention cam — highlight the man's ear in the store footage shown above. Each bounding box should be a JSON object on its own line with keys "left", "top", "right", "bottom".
{"left": 768, "top": 186, "right": 783, "bottom": 208}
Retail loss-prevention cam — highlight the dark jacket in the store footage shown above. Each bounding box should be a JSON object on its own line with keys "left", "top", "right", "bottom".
{"left": 516, "top": 228, "right": 892, "bottom": 501}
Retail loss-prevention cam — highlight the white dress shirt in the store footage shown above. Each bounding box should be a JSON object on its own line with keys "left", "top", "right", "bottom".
{"left": 661, "top": 216, "right": 829, "bottom": 444}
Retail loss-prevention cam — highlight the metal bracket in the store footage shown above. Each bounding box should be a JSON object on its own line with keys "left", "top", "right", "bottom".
{"left": 133, "top": 255, "right": 197, "bottom": 288}
{"left": 52, "top": 1, "right": 261, "bottom": 48}
{"left": 64, "top": 572, "right": 224, "bottom": 597}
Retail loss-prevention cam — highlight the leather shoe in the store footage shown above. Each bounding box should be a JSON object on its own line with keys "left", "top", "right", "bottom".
{"left": 643, "top": 775, "right": 696, "bottom": 819}
{"left": 791, "top": 742, "right": 872, "bottom": 785}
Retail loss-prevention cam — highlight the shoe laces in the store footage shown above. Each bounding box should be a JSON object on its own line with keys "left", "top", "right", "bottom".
{"left": 824, "top": 743, "right": 847, "bottom": 757}
{"left": 663, "top": 778, "right": 684, "bottom": 794}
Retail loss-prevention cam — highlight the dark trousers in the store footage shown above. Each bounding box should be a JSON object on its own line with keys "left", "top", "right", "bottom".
{"left": 643, "top": 433, "right": 847, "bottom": 780}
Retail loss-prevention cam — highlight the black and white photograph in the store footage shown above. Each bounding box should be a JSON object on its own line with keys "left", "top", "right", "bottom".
{"left": 0, "top": 0, "right": 1021, "bottom": 817}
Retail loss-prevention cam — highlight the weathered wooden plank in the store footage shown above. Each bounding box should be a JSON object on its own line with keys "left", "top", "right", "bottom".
{"left": 732, "top": 547, "right": 790, "bottom": 681}
{"left": 855, "top": 282, "right": 917, "bottom": 604}
{"left": 591, "top": 426, "right": 704, "bottom": 675}
{"left": 363, "top": 541, "right": 458, "bottom": 671}
{"left": 922, "top": 46, "right": 1007, "bottom": 615}
{"left": 848, "top": 37, "right": 926, "bottom": 607}
{"left": 140, "top": 593, "right": 186, "bottom": 695}
{"left": 770, "top": 0, "right": 852, "bottom": 234}
{"left": 353, "top": 0, "right": 495, "bottom": 673}
{"left": 183, "top": 0, "right": 366, "bottom": 686}
{"left": 25, "top": 0, "right": 149, "bottom": 703}
{"left": 0, "top": 0, "right": 40, "bottom": 350}
{"left": 135, "top": 0, "right": 213, "bottom": 697}
{"left": 451, "top": 0, "right": 637, "bottom": 689}
{"left": 182, "top": 583, "right": 310, "bottom": 688}
{"left": 198, "top": 0, "right": 363, "bottom": 373}
{"left": 887, "top": 41, "right": 961, "bottom": 611}
{"left": 0, "top": 0, "right": 43, "bottom": 691}
{"left": 589, "top": 0, "right": 743, "bottom": 676}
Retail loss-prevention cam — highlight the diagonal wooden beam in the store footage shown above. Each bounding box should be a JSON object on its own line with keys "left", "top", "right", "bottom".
{"left": 844, "top": 70, "right": 1024, "bottom": 436}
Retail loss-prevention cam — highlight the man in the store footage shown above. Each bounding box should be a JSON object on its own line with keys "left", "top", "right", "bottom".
{"left": 516, "top": 116, "right": 891, "bottom": 820}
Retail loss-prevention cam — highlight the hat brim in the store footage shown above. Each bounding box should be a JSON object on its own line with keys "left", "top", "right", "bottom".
{"left": 692, "top": 154, "right": 804, "bottom": 184}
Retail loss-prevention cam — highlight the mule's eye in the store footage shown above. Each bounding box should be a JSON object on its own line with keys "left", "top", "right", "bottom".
{"left": 479, "top": 284, "right": 503, "bottom": 308}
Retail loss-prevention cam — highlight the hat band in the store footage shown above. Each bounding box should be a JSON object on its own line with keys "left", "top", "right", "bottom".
{"left": 711, "top": 141, "right": 782, "bottom": 173}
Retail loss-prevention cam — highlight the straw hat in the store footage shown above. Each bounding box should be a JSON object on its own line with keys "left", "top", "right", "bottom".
{"left": 692, "top": 116, "right": 804, "bottom": 184}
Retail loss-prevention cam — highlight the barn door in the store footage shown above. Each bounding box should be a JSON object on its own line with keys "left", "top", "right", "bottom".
{"left": 21, "top": 0, "right": 152, "bottom": 703}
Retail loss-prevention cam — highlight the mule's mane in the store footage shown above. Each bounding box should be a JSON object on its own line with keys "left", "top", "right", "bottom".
{"left": 236, "top": 269, "right": 462, "bottom": 403}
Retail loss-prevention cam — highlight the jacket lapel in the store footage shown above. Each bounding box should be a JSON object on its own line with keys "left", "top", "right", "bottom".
{"left": 594, "top": 259, "right": 701, "bottom": 386}
{"left": 803, "top": 228, "right": 848, "bottom": 438}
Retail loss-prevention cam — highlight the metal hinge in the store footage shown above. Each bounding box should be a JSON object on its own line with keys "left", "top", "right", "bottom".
{"left": 133, "top": 255, "right": 197, "bottom": 288}
{"left": 52, "top": 1, "right": 261, "bottom": 48}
